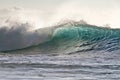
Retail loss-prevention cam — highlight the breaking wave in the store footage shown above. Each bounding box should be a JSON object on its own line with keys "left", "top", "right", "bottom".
{"left": 1, "top": 21, "right": 120, "bottom": 54}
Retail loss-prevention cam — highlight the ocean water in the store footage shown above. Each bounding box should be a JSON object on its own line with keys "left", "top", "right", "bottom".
{"left": 0, "top": 51, "right": 120, "bottom": 80}
{"left": 0, "top": 22, "right": 120, "bottom": 80}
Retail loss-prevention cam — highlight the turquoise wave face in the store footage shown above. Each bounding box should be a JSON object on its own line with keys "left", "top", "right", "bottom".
{"left": 29, "top": 24, "right": 120, "bottom": 53}
{"left": 53, "top": 24, "right": 120, "bottom": 41}
{"left": 2, "top": 23, "right": 120, "bottom": 53}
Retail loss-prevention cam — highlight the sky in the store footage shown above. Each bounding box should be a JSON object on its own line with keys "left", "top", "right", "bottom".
{"left": 0, "top": 0, "right": 120, "bottom": 28}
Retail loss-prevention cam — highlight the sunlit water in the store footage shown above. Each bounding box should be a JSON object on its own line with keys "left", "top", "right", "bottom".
{"left": 0, "top": 51, "right": 120, "bottom": 80}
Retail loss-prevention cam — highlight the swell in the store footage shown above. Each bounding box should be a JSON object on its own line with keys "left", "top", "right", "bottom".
{"left": 2, "top": 22, "right": 120, "bottom": 53}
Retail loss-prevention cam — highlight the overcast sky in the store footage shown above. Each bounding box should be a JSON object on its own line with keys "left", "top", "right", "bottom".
{"left": 0, "top": 0, "right": 120, "bottom": 28}
{"left": 0, "top": 0, "right": 119, "bottom": 9}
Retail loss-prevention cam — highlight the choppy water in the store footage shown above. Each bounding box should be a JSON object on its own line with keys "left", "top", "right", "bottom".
{"left": 0, "top": 50, "right": 120, "bottom": 80}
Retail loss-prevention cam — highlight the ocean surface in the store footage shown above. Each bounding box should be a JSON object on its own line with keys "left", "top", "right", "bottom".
{"left": 0, "top": 21, "right": 120, "bottom": 80}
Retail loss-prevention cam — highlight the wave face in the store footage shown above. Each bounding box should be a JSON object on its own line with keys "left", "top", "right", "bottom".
{"left": 3, "top": 22, "right": 120, "bottom": 54}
